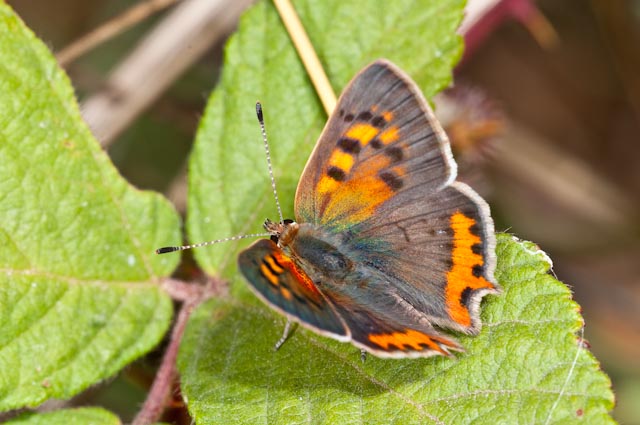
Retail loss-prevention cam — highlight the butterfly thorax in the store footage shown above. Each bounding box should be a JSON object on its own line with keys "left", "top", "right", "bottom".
{"left": 265, "top": 219, "right": 354, "bottom": 282}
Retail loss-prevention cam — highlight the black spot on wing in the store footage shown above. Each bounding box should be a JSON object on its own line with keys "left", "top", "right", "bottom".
{"left": 472, "top": 264, "right": 484, "bottom": 278}
{"left": 379, "top": 171, "right": 403, "bottom": 190}
{"left": 469, "top": 221, "right": 481, "bottom": 237}
{"left": 385, "top": 146, "right": 403, "bottom": 162}
{"left": 371, "top": 115, "right": 387, "bottom": 128}
{"left": 357, "top": 111, "right": 373, "bottom": 121}
{"left": 328, "top": 167, "right": 346, "bottom": 181}
{"left": 460, "top": 286, "right": 473, "bottom": 307}
{"left": 261, "top": 257, "right": 279, "bottom": 276}
{"left": 337, "top": 137, "right": 361, "bottom": 154}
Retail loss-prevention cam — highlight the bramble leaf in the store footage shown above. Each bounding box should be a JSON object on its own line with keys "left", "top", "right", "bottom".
{"left": 0, "top": 2, "right": 180, "bottom": 411}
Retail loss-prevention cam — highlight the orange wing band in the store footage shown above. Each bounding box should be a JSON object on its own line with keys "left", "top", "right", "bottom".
{"left": 316, "top": 113, "right": 405, "bottom": 225}
{"left": 270, "top": 250, "right": 323, "bottom": 299}
{"left": 445, "top": 212, "right": 495, "bottom": 327}
{"left": 368, "top": 329, "right": 456, "bottom": 354}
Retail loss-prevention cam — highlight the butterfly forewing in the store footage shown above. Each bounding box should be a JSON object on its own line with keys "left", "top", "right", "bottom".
{"left": 295, "top": 60, "right": 455, "bottom": 228}
{"left": 238, "top": 239, "right": 348, "bottom": 338}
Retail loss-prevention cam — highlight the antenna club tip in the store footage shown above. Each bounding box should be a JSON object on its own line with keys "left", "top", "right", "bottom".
{"left": 156, "top": 246, "right": 178, "bottom": 254}
{"left": 256, "top": 102, "right": 263, "bottom": 122}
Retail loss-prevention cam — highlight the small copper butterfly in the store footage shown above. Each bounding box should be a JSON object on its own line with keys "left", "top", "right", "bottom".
{"left": 160, "top": 59, "right": 499, "bottom": 358}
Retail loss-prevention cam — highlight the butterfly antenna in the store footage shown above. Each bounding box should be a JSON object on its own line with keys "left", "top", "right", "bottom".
{"left": 156, "top": 103, "right": 285, "bottom": 256}
{"left": 256, "top": 102, "right": 285, "bottom": 224}
{"left": 156, "top": 232, "right": 270, "bottom": 254}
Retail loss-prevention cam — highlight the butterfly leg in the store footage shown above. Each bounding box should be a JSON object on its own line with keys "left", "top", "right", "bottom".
{"left": 274, "top": 319, "right": 297, "bottom": 351}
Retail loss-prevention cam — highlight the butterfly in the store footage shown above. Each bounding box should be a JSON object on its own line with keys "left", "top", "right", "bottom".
{"left": 237, "top": 59, "right": 500, "bottom": 358}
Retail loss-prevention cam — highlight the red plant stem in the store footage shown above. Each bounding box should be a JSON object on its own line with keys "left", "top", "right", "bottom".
{"left": 131, "top": 296, "right": 199, "bottom": 425}
{"left": 161, "top": 277, "right": 203, "bottom": 301}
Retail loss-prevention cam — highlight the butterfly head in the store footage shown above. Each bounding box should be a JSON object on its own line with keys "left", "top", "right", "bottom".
{"left": 264, "top": 218, "right": 298, "bottom": 247}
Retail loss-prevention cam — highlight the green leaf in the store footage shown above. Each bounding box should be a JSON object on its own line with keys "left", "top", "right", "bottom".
{"left": 0, "top": 3, "right": 180, "bottom": 411}
{"left": 179, "top": 235, "right": 614, "bottom": 424}
{"left": 7, "top": 407, "right": 120, "bottom": 425}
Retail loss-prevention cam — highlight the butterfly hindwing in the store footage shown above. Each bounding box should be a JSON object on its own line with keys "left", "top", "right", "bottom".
{"left": 350, "top": 183, "right": 498, "bottom": 334}
{"left": 325, "top": 290, "right": 463, "bottom": 357}
{"left": 238, "top": 239, "right": 347, "bottom": 339}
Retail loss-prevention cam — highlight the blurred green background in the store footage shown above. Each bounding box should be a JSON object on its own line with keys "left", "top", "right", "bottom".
{"left": 7, "top": 0, "right": 638, "bottom": 423}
